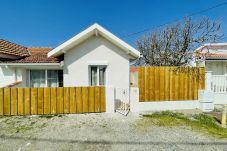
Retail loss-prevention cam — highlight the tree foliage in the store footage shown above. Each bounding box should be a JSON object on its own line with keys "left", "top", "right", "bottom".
{"left": 136, "top": 17, "right": 223, "bottom": 66}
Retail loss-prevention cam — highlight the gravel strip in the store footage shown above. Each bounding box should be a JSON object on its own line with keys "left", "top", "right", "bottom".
{"left": 0, "top": 113, "right": 226, "bottom": 151}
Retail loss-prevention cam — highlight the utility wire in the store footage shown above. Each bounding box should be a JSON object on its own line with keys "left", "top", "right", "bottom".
{"left": 121, "top": 1, "right": 227, "bottom": 38}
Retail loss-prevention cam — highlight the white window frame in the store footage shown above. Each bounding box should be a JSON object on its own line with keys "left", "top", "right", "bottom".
{"left": 29, "top": 69, "right": 62, "bottom": 87}
{"left": 89, "top": 65, "right": 107, "bottom": 86}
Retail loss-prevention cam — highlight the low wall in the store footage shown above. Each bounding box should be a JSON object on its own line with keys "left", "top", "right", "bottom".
{"left": 130, "top": 87, "right": 200, "bottom": 112}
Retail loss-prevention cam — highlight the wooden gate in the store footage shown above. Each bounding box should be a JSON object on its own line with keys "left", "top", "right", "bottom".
{"left": 0, "top": 86, "right": 105, "bottom": 116}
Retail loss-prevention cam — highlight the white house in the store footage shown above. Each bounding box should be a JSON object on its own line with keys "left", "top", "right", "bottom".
{"left": 0, "top": 23, "right": 140, "bottom": 92}
{"left": 196, "top": 43, "right": 227, "bottom": 104}
{"left": 196, "top": 43, "right": 227, "bottom": 75}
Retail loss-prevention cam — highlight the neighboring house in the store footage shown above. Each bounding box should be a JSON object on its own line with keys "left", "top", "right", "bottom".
{"left": 196, "top": 43, "right": 227, "bottom": 75}
{"left": 0, "top": 23, "right": 140, "bottom": 91}
{"left": 196, "top": 43, "right": 227, "bottom": 104}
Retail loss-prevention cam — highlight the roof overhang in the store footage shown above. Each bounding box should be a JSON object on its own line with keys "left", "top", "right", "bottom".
{"left": 196, "top": 43, "right": 227, "bottom": 52}
{"left": 0, "top": 63, "right": 62, "bottom": 69}
{"left": 48, "top": 23, "right": 140, "bottom": 59}
{"left": 0, "top": 52, "right": 23, "bottom": 60}
{"left": 206, "top": 59, "right": 227, "bottom": 62}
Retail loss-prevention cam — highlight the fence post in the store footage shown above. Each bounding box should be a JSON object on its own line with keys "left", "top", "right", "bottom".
{"left": 130, "top": 87, "right": 139, "bottom": 112}
{"left": 199, "top": 71, "right": 215, "bottom": 112}
{"left": 205, "top": 71, "right": 213, "bottom": 91}
{"left": 105, "top": 86, "right": 115, "bottom": 113}
{"left": 222, "top": 105, "right": 227, "bottom": 127}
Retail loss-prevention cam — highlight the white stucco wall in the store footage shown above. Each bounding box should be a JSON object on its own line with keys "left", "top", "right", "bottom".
{"left": 64, "top": 35, "right": 130, "bottom": 90}
{"left": 16, "top": 68, "right": 27, "bottom": 87}
{"left": 130, "top": 88, "right": 201, "bottom": 112}
{"left": 0, "top": 66, "right": 16, "bottom": 87}
{"left": 0, "top": 67, "right": 28, "bottom": 87}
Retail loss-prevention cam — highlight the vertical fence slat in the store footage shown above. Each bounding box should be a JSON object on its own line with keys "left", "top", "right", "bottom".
{"left": 69, "top": 87, "right": 76, "bottom": 113}
{"left": 94, "top": 87, "right": 101, "bottom": 112}
{"left": 38, "top": 88, "right": 44, "bottom": 115}
{"left": 0, "top": 88, "right": 3, "bottom": 115}
{"left": 144, "top": 67, "right": 149, "bottom": 101}
{"left": 76, "top": 87, "right": 82, "bottom": 113}
{"left": 189, "top": 68, "right": 193, "bottom": 99}
{"left": 100, "top": 87, "right": 106, "bottom": 112}
{"left": 44, "top": 88, "right": 51, "bottom": 114}
{"left": 184, "top": 68, "right": 189, "bottom": 100}
{"left": 64, "top": 87, "right": 70, "bottom": 114}
{"left": 18, "top": 88, "right": 24, "bottom": 115}
{"left": 24, "top": 88, "right": 31, "bottom": 115}
{"left": 159, "top": 67, "right": 165, "bottom": 101}
{"left": 154, "top": 67, "right": 160, "bottom": 101}
{"left": 169, "top": 67, "right": 174, "bottom": 101}
{"left": 88, "top": 87, "right": 95, "bottom": 112}
{"left": 51, "top": 88, "right": 57, "bottom": 114}
{"left": 3, "top": 88, "right": 11, "bottom": 115}
{"left": 164, "top": 67, "right": 170, "bottom": 100}
{"left": 82, "top": 87, "right": 89, "bottom": 113}
{"left": 179, "top": 71, "right": 184, "bottom": 100}
{"left": 11, "top": 88, "right": 18, "bottom": 115}
{"left": 190, "top": 69, "right": 195, "bottom": 100}
{"left": 57, "top": 88, "right": 64, "bottom": 114}
{"left": 174, "top": 68, "right": 179, "bottom": 100}
{"left": 149, "top": 67, "right": 155, "bottom": 101}
{"left": 31, "top": 88, "right": 37, "bottom": 115}
{"left": 138, "top": 67, "right": 145, "bottom": 101}
{"left": 194, "top": 69, "right": 198, "bottom": 100}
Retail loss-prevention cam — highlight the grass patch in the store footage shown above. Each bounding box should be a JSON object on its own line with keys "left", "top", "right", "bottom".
{"left": 0, "top": 116, "right": 48, "bottom": 133}
{"left": 141, "top": 111, "right": 227, "bottom": 138}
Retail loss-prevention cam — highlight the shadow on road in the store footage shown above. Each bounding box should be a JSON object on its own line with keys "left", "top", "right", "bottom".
{"left": 0, "top": 134, "right": 227, "bottom": 146}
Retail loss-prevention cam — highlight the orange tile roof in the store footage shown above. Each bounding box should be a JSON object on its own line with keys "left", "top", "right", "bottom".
{"left": 207, "top": 53, "right": 227, "bottom": 57}
{"left": 16, "top": 47, "right": 59, "bottom": 63}
{"left": 0, "top": 39, "right": 60, "bottom": 63}
{"left": 0, "top": 39, "right": 30, "bottom": 57}
{"left": 206, "top": 53, "right": 227, "bottom": 59}
{"left": 0, "top": 47, "right": 60, "bottom": 63}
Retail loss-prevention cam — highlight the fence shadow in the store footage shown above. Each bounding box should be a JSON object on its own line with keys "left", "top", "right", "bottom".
{"left": 0, "top": 134, "right": 227, "bottom": 146}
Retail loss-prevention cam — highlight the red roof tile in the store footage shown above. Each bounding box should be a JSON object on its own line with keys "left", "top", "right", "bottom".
{"left": 0, "top": 39, "right": 61, "bottom": 63}
{"left": 206, "top": 53, "right": 227, "bottom": 59}
{"left": 0, "top": 47, "right": 60, "bottom": 63}
{"left": 0, "top": 39, "right": 30, "bottom": 57}
{"left": 130, "top": 67, "right": 138, "bottom": 72}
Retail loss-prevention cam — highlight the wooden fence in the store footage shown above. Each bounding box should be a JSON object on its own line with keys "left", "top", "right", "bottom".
{"left": 0, "top": 86, "right": 105, "bottom": 116}
{"left": 138, "top": 67, "right": 205, "bottom": 102}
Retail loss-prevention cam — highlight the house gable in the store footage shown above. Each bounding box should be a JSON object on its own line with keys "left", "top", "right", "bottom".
{"left": 48, "top": 23, "right": 140, "bottom": 59}
{"left": 63, "top": 34, "right": 130, "bottom": 88}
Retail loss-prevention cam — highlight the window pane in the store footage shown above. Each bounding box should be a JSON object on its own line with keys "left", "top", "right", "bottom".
{"left": 40, "top": 71, "right": 46, "bottom": 87}
{"left": 30, "top": 70, "right": 45, "bottom": 88}
{"left": 47, "top": 70, "right": 58, "bottom": 87}
{"left": 91, "top": 66, "right": 97, "bottom": 86}
{"left": 58, "top": 70, "right": 63, "bottom": 87}
{"left": 99, "top": 66, "right": 106, "bottom": 85}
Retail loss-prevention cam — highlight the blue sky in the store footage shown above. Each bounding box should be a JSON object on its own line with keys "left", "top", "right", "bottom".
{"left": 0, "top": 0, "right": 227, "bottom": 47}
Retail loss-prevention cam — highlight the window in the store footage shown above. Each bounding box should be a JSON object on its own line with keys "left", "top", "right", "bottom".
{"left": 47, "top": 70, "right": 58, "bottom": 87}
{"left": 30, "top": 70, "right": 46, "bottom": 87}
{"left": 30, "top": 70, "right": 63, "bottom": 87}
{"left": 89, "top": 66, "right": 106, "bottom": 86}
